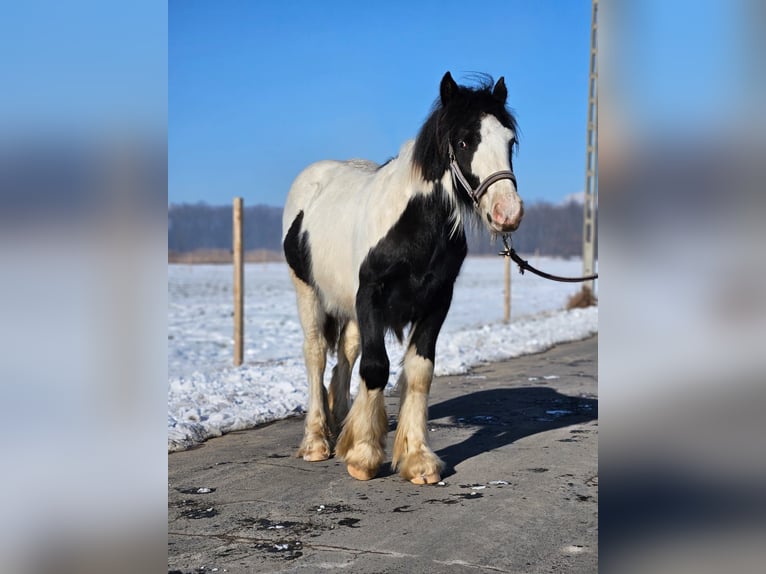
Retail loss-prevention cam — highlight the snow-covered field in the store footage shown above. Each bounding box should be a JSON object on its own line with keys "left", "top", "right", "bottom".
{"left": 168, "top": 257, "right": 598, "bottom": 451}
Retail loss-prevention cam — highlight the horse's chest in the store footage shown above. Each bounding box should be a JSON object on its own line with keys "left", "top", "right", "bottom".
{"left": 358, "top": 202, "right": 467, "bottom": 332}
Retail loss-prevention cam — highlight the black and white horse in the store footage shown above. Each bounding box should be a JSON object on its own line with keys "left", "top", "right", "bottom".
{"left": 282, "top": 72, "right": 523, "bottom": 484}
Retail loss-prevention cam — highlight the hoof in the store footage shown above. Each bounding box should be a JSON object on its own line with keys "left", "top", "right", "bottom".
{"left": 346, "top": 463, "right": 379, "bottom": 481}
{"left": 393, "top": 448, "right": 444, "bottom": 485}
{"left": 409, "top": 472, "right": 441, "bottom": 485}
{"left": 298, "top": 439, "right": 331, "bottom": 462}
{"left": 302, "top": 449, "right": 331, "bottom": 462}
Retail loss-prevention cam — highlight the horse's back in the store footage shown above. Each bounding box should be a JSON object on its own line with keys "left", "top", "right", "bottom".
{"left": 282, "top": 159, "right": 379, "bottom": 238}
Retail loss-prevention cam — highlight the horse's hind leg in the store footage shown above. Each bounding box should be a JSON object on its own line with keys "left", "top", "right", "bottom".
{"left": 290, "top": 271, "right": 332, "bottom": 462}
{"left": 328, "top": 320, "right": 359, "bottom": 435}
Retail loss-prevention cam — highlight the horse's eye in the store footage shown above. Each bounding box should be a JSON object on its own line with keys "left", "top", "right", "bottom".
{"left": 457, "top": 140, "right": 467, "bottom": 150}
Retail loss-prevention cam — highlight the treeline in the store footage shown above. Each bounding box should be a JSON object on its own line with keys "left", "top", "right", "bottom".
{"left": 168, "top": 203, "right": 283, "bottom": 252}
{"left": 168, "top": 200, "right": 594, "bottom": 257}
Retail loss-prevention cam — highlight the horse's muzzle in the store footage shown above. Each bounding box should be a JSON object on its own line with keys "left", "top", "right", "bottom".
{"left": 491, "top": 200, "right": 523, "bottom": 232}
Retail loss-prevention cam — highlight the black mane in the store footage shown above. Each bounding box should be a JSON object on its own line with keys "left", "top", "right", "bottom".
{"left": 412, "top": 74, "right": 518, "bottom": 191}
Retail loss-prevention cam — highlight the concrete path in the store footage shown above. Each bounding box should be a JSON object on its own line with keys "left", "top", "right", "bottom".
{"left": 169, "top": 336, "right": 598, "bottom": 573}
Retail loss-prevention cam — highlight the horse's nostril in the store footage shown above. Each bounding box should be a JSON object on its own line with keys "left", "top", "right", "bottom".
{"left": 492, "top": 204, "right": 517, "bottom": 226}
{"left": 491, "top": 204, "right": 523, "bottom": 232}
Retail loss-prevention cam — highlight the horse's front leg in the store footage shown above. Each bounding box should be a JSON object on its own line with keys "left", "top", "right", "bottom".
{"left": 335, "top": 287, "right": 389, "bottom": 480}
{"left": 392, "top": 296, "right": 451, "bottom": 484}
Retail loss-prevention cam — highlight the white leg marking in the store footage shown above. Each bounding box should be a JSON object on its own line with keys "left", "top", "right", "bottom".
{"left": 392, "top": 346, "right": 444, "bottom": 484}
{"left": 335, "top": 383, "right": 387, "bottom": 480}
{"left": 291, "top": 270, "right": 332, "bottom": 462}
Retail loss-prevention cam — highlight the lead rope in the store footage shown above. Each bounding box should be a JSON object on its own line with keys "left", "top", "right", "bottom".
{"left": 499, "top": 235, "right": 599, "bottom": 283}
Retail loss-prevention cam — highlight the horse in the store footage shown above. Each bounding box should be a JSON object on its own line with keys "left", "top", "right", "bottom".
{"left": 282, "top": 71, "right": 523, "bottom": 484}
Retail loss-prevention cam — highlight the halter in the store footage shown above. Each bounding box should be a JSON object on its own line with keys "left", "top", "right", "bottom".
{"left": 448, "top": 142, "right": 517, "bottom": 208}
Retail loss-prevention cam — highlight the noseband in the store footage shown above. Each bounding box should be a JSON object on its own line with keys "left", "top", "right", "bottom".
{"left": 448, "top": 143, "right": 517, "bottom": 208}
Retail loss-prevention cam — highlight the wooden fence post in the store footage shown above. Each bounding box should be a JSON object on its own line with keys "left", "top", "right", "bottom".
{"left": 504, "top": 253, "right": 511, "bottom": 324}
{"left": 233, "top": 197, "right": 244, "bottom": 366}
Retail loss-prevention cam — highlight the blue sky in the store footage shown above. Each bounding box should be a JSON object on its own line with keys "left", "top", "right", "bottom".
{"left": 169, "top": 0, "right": 591, "bottom": 207}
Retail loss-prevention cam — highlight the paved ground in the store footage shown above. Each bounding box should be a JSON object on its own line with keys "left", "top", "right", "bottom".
{"left": 169, "top": 336, "right": 598, "bottom": 573}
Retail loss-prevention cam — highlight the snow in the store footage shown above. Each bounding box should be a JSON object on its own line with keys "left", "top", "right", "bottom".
{"left": 168, "top": 256, "right": 597, "bottom": 451}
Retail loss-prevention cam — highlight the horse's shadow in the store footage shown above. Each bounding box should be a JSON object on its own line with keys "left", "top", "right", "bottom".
{"left": 419, "top": 386, "right": 597, "bottom": 478}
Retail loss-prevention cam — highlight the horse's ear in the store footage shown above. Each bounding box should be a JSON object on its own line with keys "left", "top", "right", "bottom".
{"left": 493, "top": 77, "right": 507, "bottom": 103}
{"left": 440, "top": 71, "right": 458, "bottom": 105}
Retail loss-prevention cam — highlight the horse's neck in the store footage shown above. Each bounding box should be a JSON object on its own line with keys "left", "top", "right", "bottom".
{"left": 393, "top": 140, "right": 456, "bottom": 200}
{"left": 415, "top": 163, "right": 464, "bottom": 239}
{"left": 358, "top": 144, "right": 462, "bottom": 247}
{"left": 407, "top": 169, "right": 465, "bottom": 240}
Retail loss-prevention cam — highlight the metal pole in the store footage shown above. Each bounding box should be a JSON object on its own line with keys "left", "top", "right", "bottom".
{"left": 233, "top": 197, "right": 244, "bottom": 366}
{"left": 581, "top": 0, "right": 598, "bottom": 296}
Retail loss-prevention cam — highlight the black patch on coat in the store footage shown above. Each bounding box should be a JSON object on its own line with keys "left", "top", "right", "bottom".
{"left": 356, "top": 191, "right": 467, "bottom": 390}
{"left": 284, "top": 210, "right": 340, "bottom": 353}
{"left": 283, "top": 211, "right": 312, "bottom": 285}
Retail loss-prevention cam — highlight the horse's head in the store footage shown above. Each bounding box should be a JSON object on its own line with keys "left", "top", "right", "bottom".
{"left": 414, "top": 72, "right": 524, "bottom": 235}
